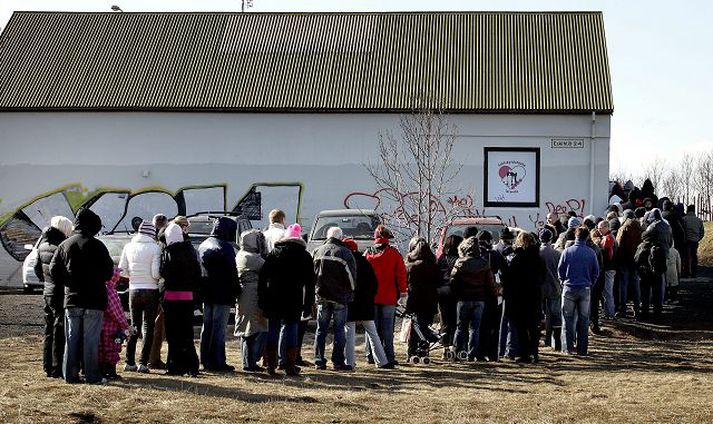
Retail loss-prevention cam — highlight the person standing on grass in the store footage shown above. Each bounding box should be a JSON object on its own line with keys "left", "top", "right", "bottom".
{"left": 636, "top": 209, "right": 672, "bottom": 322}
{"left": 50, "top": 208, "right": 114, "bottom": 384}
{"left": 436, "top": 234, "right": 462, "bottom": 356}
{"left": 558, "top": 226, "right": 599, "bottom": 356}
{"left": 149, "top": 213, "right": 169, "bottom": 370}
{"left": 616, "top": 210, "right": 643, "bottom": 318}
{"left": 476, "top": 230, "right": 507, "bottom": 362}
{"left": 501, "top": 232, "right": 545, "bottom": 363}
{"left": 539, "top": 228, "right": 563, "bottom": 351}
{"left": 34, "top": 215, "right": 74, "bottom": 378}
{"left": 342, "top": 238, "right": 393, "bottom": 369}
{"left": 160, "top": 223, "right": 201, "bottom": 376}
{"left": 263, "top": 209, "right": 286, "bottom": 253}
{"left": 259, "top": 224, "right": 315, "bottom": 376}
{"left": 449, "top": 236, "right": 497, "bottom": 361}
{"left": 198, "top": 217, "right": 240, "bottom": 372}
{"left": 596, "top": 220, "right": 617, "bottom": 320}
{"left": 234, "top": 229, "right": 269, "bottom": 372}
{"left": 313, "top": 226, "right": 356, "bottom": 371}
{"left": 404, "top": 237, "right": 440, "bottom": 361}
{"left": 99, "top": 266, "right": 131, "bottom": 380}
{"left": 365, "top": 225, "right": 408, "bottom": 365}
{"left": 682, "top": 205, "right": 705, "bottom": 278}
{"left": 120, "top": 220, "right": 162, "bottom": 374}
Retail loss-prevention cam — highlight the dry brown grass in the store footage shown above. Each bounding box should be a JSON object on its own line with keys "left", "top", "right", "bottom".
{"left": 1, "top": 330, "right": 712, "bottom": 424}
{"left": 699, "top": 221, "right": 713, "bottom": 266}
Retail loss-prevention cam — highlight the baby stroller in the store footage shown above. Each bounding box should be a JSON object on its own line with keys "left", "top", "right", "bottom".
{"left": 396, "top": 306, "right": 446, "bottom": 364}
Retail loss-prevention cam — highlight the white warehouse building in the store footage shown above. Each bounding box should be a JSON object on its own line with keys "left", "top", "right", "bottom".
{"left": 0, "top": 11, "right": 612, "bottom": 284}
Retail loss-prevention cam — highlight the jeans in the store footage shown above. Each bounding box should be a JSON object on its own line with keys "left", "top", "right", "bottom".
{"left": 163, "top": 300, "right": 199, "bottom": 375}
{"left": 200, "top": 303, "right": 231, "bottom": 369}
{"left": 279, "top": 320, "right": 308, "bottom": 366}
{"left": 314, "top": 302, "right": 348, "bottom": 367}
{"left": 242, "top": 332, "right": 267, "bottom": 370}
{"left": 543, "top": 297, "right": 562, "bottom": 349}
{"left": 602, "top": 270, "right": 616, "bottom": 318}
{"left": 43, "top": 295, "right": 65, "bottom": 377}
{"left": 499, "top": 301, "right": 519, "bottom": 359}
{"left": 64, "top": 307, "right": 103, "bottom": 383}
{"left": 267, "top": 319, "right": 298, "bottom": 352}
{"left": 686, "top": 241, "right": 699, "bottom": 277}
{"left": 640, "top": 272, "right": 666, "bottom": 316}
{"left": 561, "top": 286, "right": 591, "bottom": 355}
{"left": 366, "top": 304, "right": 396, "bottom": 363}
{"left": 618, "top": 264, "right": 640, "bottom": 313}
{"left": 453, "top": 301, "right": 485, "bottom": 360}
{"left": 126, "top": 289, "right": 159, "bottom": 366}
{"left": 345, "top": 320, "right": 388, "bottom": 367}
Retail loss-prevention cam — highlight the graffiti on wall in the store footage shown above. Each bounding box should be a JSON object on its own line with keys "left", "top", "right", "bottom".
{"left": 0, "top": 182, "right": 303, "bottom": 261}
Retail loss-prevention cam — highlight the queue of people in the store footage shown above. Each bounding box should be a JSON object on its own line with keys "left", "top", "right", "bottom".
{"left": 33, "top": 195, "right": 705, "bottom": 384}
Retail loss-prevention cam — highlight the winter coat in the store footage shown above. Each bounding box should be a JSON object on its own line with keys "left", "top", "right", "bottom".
{"left": 598, "top": 232, "right": 617, "bottom": 271}
{"left": 259, "top": 238, "right": 315, "bottom": 321}
{"left": 99, "top": 274, "right": 130, "bottom": 364}
{"left": 616, "top": 218, "right": 643, "bottom": 265}
{"left": 263, "top": 223, "right": 286, "bottom": 252}
{"left": 347, "top": 254, "right": 378, "bottom": 322}
{"left": 366, "top": 243, "right": 408, "bottom": 306}
{"left": 662, "top": 209, "right": 686, "bottom": 251}
{"left": 50, "top": 209, "right": 114, "bottom": 311}
{"left": 449, "top": 237, "right": 497, "bottom": 302}
{"left": 34, "top": 226, "right": 67, "bottom": 299}
{"left": 160, "top": 240, "right": 201, "bottom": 295}
{"left": 555, "top": 228, "right": 576, "bottom": 252}
{"left": 119, "top": 234, "right": 162, "bottom": 290}
{"left": 665, "top": 247, "right": 681, "bottom": 288}
{"left": 198, "top": 217, "right": 240, "bottom": 306}
{"left": 539, "top": 244, "right": 562, "bottom": 300}
{"left": 404, "top": 240, "right": 439, "bottom": 317}
{"left": 313, "top": 238, "right": 356, "bottom": 304}
{"left": 558, "top": 240, "right": 600, "bottom": 288}
{"left": 643, "top": 219, "right": 673, "bottom": 257}
{"left": 502, "top": 245, "right": 545, "bottom": 317}
{"left": 682, "top": 212, "right": 705, "bottom": 243}
{"left": 235, "top": 230, "right": 268, "bottom": 337}
{"left": 437, "top": 254, "right": 458, "bottom": 287}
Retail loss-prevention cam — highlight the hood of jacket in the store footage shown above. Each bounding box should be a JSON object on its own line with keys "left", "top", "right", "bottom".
{"left": 407, "top": 238, "right": 435, "bottom": 263}
{"left": 74, "top": 208, "right": 102, "bottom": 236}
{"left": 211, "top": 217, "right": 237, "bottom": 242}
{"left": 42, "top": 226, "right": 66, "bottom": 246}
{"left": 131, "top": 233, "right": 158, "bottom": 244}
{"left": 240, "top": 229, "right": 266, "bottom": 254}
{"left": 457, "top": 236, "right": 480, "bottom": 258}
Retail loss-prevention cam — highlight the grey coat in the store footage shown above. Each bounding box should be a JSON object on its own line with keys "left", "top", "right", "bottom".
{"left": 539, "top": 244, "right": 562, "bottom": 300}
{"left": 234, "top": 230, "right": 268, "bottom": 338}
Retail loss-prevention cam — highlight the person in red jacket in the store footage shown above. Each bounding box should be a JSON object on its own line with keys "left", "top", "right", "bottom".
{"left": 365, "top": 225, "right": 407, "bottom": 365}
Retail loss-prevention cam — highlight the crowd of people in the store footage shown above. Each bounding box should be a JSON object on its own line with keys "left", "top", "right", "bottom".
{"left": 33, "top": 187, "right": 705, "bottom": 384}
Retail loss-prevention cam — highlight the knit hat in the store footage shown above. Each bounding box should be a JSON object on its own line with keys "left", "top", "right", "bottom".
{"left": 567, "top": 217, "right": 581, "bottom": 228}
{"left": 284, "top": 223, "right": 302, "bottom": 239}
{"left": 164, "top": 223, "right": 184, "bottom": 246}
{"left": 463, "top": 226, "right": 479, "bottom": 239}
{"left": 539, "top": 228, "right": 553, "bottom": 243}
{"left": 138, "top": 220, "right": 156, "bottom": 239}
{"left": 342, "top": 237, "right": 358, "bottom": 252}
{"left": 50, "top": 216, "right": 74, "bottom": 238}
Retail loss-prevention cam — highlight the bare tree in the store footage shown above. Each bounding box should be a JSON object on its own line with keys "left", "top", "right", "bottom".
{"left": 365, "top": 108, "right": 465, "bottom": 245}
{"left": 641, "top": 157, "right": 667, "bottom": 194}
{"left": 679, "top": 153, "right": 695, "bottom": 205}
{"left": 660, "top": 168, "right": 683, "bottom": 202}
{"left": 694, "top": 151, "right": 713, "bottom": 212}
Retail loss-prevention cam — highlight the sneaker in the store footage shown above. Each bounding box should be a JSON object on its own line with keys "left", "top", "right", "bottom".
{"left": 137, "top": 364, "right": 150, "bottom": 373}
{"left": 123, "top": 363, "right": 138, "bottom": 372}
{"left": 378, "top": 362, "right": 395, "bottom": 369}
{"left": 333, "top": 364, "right": 354, "bottom": 371}
{"left": 296, "top": 358, "right": 313, "bottom": 367}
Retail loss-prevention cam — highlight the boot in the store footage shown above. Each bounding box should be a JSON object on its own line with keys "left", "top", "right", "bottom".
{"left": 552, "top": 327, "right": 562, "bottom": 352}
{"left": 265, "top": 348, "right": 278, "bottom": 376}
{"left": 285, "top": 348, "right": 301, "bottom": 377}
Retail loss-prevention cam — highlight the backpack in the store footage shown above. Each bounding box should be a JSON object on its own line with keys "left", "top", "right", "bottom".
{"left": 649, "top": 245, "right": 668, "bottom": 275}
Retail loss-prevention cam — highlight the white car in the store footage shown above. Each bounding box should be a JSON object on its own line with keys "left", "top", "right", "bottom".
{"left": 21, "top": 239, "right": 43, "bottom": 293}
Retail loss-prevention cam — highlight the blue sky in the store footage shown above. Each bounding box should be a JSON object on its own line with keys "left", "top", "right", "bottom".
{"left": 1, "top": 1, "right": 711, "bottom": 176}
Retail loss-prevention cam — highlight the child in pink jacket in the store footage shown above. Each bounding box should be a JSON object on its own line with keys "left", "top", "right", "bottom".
{"left": 99, "top": 267, "right": 131, "bottom": 379}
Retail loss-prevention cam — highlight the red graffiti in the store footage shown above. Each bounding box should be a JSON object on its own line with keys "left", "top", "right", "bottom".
{"left": 545, "top": 199, "right": 586, "bottom": 218}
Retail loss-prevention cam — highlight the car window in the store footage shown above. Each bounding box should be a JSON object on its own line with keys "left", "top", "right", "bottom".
{"left": 445, "top": 224, "right": 505, "bottom": 243}
{"left": 311, "top": 215, "right": 380, "bottom": 240}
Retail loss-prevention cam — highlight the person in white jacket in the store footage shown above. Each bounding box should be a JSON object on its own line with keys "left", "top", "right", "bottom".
{"left": 119, "top": 220, "right": 162, "bottom": 373}
{"left": 263, "top": 209, "right": 286, "bottom": 253}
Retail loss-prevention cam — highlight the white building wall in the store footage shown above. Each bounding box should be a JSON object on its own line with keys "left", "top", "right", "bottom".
{"left": 0, "top": 112, "right": 610, "bottom": 283}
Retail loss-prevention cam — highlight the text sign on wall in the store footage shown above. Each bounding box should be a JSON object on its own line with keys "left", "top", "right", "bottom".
{"left": 551, "top": 138, "right": 584, "bottom": 148}
{"left": 484, "top": 147, "right": 540, "bottom": 207}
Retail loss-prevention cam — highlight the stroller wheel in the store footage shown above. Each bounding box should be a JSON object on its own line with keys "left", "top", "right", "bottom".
{"left": 445, "top": 350, "right": 455, "bottom": 361}
{"left": 411, "top": 356, "right": 421, "bottom": 364}
{"left": 422, "top": 357, "right": 431, "bottom": 365}
{"left": 457, "top": 351, "right": 469, "bottom": 361}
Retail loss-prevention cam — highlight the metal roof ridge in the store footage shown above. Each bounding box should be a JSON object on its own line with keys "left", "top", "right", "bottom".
{"left": 10, "top": 10, "right": 604, "bottom": 16}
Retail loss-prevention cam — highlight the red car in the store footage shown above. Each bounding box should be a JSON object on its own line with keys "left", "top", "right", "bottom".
{"left": 435, "top": 217, "right": 508, "bottom": 259}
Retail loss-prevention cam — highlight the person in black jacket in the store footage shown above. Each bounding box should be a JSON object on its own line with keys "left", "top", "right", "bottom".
{"left": 34, "top": 216, "right": 74, "bottom": 378}
{"left": 342, "top": 238, "right": 392, "bottom": 369}
{"left": 436, "top": 235, "right": 462, "bottom": 353}
{"left": 476, "top": 230, "right": 507, "bottom": 361}
{"left": 259, "top": 224, "right": 315, "bottom": 376}
{"left": 160, "top": 223, "right": 201, "bottom": 376}
{"left": 502, "top": 232, "right": 546, "bottom": 363}
{"left": 197, "top": 217, "right": 239, "bottom": 372}
{"left": 49, "top": 208, "right": 114, "bottom": 384}
{"left": 404, "top": 237, "right": 440, "bottom": 359}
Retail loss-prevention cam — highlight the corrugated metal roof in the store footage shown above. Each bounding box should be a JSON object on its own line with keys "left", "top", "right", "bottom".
{"left": 0, "top": 11, "right": 613, "bottom": 113}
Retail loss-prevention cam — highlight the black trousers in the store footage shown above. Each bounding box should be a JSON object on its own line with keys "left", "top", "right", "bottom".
{"left": 43, "top": 295, "right": 64, "bottom": 377}
{"left": 590, "top": 277, "right": 605, "bottom": 328}
{"left": 436, "top": 287, "right": 457, "bottom": 347}
{"left": 477, "top": 298, "right": 501, "bottom": 360}
{"left": 163, "top": 300, "right": 199, "bottom": 375}
{"left": 640, "top": 272, "right": 665, "bottom": 316}
{"left": 511, "top": 311, "right": 540, "bottom": 360}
